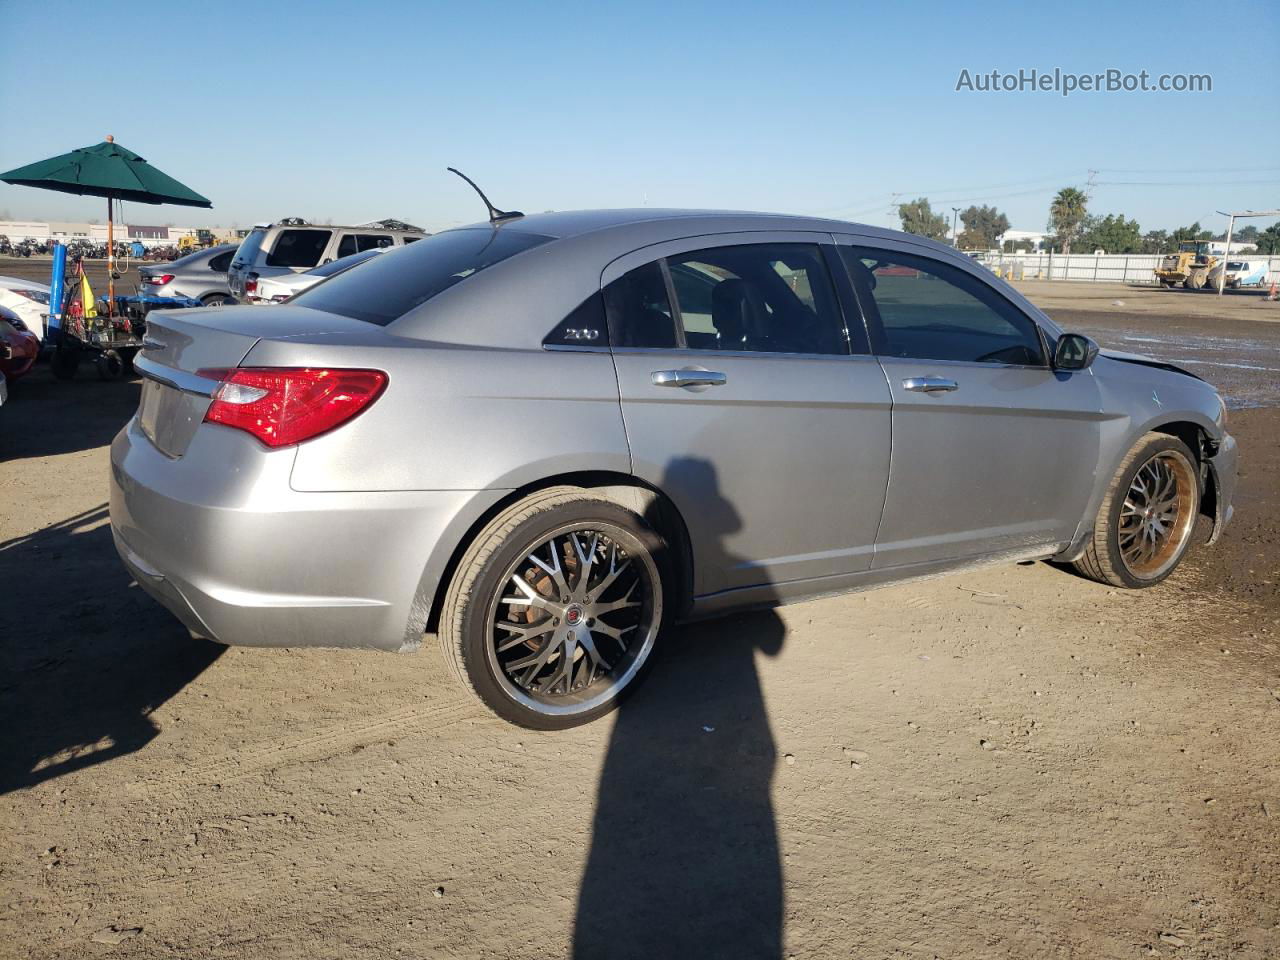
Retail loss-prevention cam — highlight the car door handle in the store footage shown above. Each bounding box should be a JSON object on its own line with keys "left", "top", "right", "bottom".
{"left": 902, "top": 376, "right": 959, "bottom": 393}
{"left": 651, "top": 369, "right": 727, "bottom": 388}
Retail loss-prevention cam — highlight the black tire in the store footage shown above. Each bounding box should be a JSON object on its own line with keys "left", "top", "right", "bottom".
{"left": 51, "top": 344, "right": 80, "bottom": 380}
{"left": 201, "top": 293, "right": 235, "bottom": 307}
{"left": 96, "top": 349, "right": 124, "bottom": 381}
{"left": 1072, "top": 433, "right": 1200, "bottom": 588}
{"left": 437, "top": 487, "right": 669, "bottom": 729}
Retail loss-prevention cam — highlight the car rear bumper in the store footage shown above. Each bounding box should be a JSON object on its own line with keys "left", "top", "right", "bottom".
{"left": 109, "top": 417, "right": 493, "bottom": 652}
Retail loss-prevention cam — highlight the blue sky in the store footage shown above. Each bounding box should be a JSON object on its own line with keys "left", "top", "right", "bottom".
{"left": 1, "top": 0, "right": 1277, "bottom": 235}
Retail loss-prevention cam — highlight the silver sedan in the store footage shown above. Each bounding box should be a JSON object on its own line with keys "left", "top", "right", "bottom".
{"left": 109, "top": 210, "right": 1237, "bottom": 728}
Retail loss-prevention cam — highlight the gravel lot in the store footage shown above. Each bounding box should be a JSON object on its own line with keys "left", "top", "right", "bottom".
{"left": 1, "top": 273, "right": 1278, "bottom": 960}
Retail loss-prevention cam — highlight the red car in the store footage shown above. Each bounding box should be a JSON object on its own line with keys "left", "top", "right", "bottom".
{"left": 0, "top": 305, "right": 39, "bottom": 382}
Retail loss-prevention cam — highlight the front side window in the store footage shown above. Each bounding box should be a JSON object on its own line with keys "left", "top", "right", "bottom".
{"left": 266, "top": 229, "right": 332, "bottom": 268}
{"left": 841, "top": 247, "right": 1044, "bottom": 365}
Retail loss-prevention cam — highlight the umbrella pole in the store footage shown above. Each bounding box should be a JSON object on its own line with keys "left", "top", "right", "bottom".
{"left": 107, "top": 196, "right": 114, "bottom": 319}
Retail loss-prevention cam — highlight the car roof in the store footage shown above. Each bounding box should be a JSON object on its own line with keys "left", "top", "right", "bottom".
{"left": 447, "top": 207, "right": 965, "bottom": 260}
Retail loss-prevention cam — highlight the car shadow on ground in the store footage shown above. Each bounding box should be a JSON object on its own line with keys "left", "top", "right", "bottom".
{"left": 0, "top": 504, "right": 223, "bottom": 795}
{"left": 0, "top": 364, "right": 140, "bottom": 461}
{"left": 574, "top": 460, "right": 787, "bottom": 960}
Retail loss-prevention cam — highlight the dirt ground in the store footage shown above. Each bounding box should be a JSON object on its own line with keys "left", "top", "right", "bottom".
{"left": 1, "top": 282, "right": 1278, "bottom": 960}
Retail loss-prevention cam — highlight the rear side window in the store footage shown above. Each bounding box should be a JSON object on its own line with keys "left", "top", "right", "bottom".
{"left": 604, "top": 244, "right": 847, "bottom": 354}
{"left": 337, "top": 233, "right": 394, "bottom": 258}
{"left": 266, "top": 229, "right": 332, "bottom": 268}
{"left": 603, "top": 261, "right": 677, "bottom": 348}
{"left": 208, "top": 250, "right": 233, "bottom": 272}
{"left": 842, "top": 247, "right": 1044, "bottom": 365}
{"left": 666, "top": 243, "right": 846, "bottom": 354}
{"left": 290, "top": 228, "right": 552, "bottom": 325}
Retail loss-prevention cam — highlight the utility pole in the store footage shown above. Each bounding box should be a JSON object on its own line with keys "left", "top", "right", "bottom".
{"left": 951, "top": 207, "right": 961, "bottom": 248}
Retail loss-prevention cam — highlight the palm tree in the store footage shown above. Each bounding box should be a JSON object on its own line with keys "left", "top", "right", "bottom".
{"left": 1049, "top": 187, "right": 1088, "bottom": 255}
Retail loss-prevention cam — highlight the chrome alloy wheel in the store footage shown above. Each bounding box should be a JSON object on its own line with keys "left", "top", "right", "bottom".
{"left": 484, "top": 522, "right": 661, "bottom": 717}
{"left": 1117, "top": 450, "right": 1197, "bottom": 580}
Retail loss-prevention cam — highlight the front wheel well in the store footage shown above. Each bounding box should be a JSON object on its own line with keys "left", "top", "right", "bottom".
{"left": 1151, "top": 420, "right": 1217, "bottom": 524}
{"left": 423, "top": 472, "right": 695, "bottom": 634}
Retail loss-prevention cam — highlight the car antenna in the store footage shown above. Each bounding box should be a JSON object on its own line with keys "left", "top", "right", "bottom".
{"left": 447, "top": 167, "right": 524, "bottom": 223}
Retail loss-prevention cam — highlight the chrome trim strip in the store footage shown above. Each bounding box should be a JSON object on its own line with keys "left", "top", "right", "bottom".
{"left": 133, "top": 354, "right": 221, "bottom": 397}
{"left": 542, "top": 343, "right": 612, "bottom": 354}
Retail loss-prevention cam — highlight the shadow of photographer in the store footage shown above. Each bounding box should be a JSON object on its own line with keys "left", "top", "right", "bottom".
{"left": 574, "top": 458, "right": 786, "bottom": 959}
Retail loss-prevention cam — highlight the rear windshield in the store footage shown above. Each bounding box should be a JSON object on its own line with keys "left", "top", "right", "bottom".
{"left": 291, "top": 228, "right": 553, "bottom": 325}
{"left": 232, "top": 229, "right": 265, "bottom": 267}
{"left": 266, "top": 229, "right": 333, "bottom": 268}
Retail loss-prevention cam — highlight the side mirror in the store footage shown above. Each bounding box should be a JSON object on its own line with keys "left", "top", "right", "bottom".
{"left": 1053, "top": 333, "right": 1099, "bottom": 371}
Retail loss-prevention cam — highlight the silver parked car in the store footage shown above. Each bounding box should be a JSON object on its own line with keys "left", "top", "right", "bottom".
{"left": 138, "top": 244, "right": 238, "bottom": 306}
{"left": 248, "top": 247, "right": 386, "bottom": 304}
{"left": 227, "top": 222, "right": 425, "bottom": 302}
{"left": 110, "top": 210, "right": 1237, "bottom": 729}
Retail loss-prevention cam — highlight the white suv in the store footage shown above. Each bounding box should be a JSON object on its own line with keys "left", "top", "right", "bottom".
{"left": 227, "top": 221, "right": 426, "bottom": 302}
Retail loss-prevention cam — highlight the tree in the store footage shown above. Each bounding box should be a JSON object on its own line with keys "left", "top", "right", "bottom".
{"left": 1002, "top": 237, "right": 1035, "bottom": 253}
{"left": 1048, "top": 187, "right": 1088, "bottom": 254}
{"left": 1256, "top": 224, "right": 1280, "bottom": 255}
{"left": 1170, "top": 222, "right": 1213, "bottom": 246}
{"left": 897, "top": 198, "right": 950, "bottom": 242}
{"left": 1141, "top": 229, "right": 1171, "bottom": 254}
{"left": 1078, "top": 213, "right": 1142, "bottom": 254}
{"left": 957, "top": 204, "right": 1010, "bottom": 250}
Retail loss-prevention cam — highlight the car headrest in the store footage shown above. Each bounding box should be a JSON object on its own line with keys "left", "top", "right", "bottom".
{"left": 711, "top": 278, "right": 769, "bottom": 348}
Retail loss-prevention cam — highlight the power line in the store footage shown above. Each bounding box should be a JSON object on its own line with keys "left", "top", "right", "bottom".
{"left": 814, "top": 172, "right": 1081, "bottom": 217}
{"left": 1095, "top": 178, "right": 1280, "bottom": 186}
{"left": 1099, "top": 166, "right": 1280, "bottom": 174}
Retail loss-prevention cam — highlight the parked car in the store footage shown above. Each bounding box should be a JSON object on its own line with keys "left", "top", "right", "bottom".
{"left": 1208, "top": 259, "right": 1271, "bottom": 291}
{"left": 0, "top": 305, "right": 40, "bottom": 381}
{"left": 227, "top": 222, "right": 425, "bottom": 302}
{"left": 137, "top": 244, "right": 238, "bottom": 306}
{"left": 249, "top": 247, "right": 386, "bottom": 304}
{"left": 111, "top": 210, "right": 1237, "bottom": 730}
{"left": 0, "top": 275, "right": 52, "bottom": 343}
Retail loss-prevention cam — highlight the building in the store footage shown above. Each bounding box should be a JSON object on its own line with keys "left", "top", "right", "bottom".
{"left": 0, "top": 220, "right": 245, "bottom": 248}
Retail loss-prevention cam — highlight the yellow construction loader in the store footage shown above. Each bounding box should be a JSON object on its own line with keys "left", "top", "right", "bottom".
{"left": 1154, "top": 241, "right": 1218, "bottom": 290}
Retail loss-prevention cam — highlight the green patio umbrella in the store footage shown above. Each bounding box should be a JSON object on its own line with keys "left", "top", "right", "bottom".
{"left": 1, "top": 136, "right": 212, "bottom": 311}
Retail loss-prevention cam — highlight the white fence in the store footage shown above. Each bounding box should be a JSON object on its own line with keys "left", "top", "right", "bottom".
{"left": 978, "top": 252, "right": 1280, "bottom": 284}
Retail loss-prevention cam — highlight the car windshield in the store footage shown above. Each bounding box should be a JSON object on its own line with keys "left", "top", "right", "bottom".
{"left": 291, "top": 228, "right": 553, "bottom": 325}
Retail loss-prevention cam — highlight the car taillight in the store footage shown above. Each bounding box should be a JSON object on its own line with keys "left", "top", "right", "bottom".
{"left": 197, "top": 367, "right": 387, "bottom": 448}
{"left": 143, "top": 274, "right": 174, "bottom": 285}
{"left": 244, "top": 273, "right": 259, "bottom": 294}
